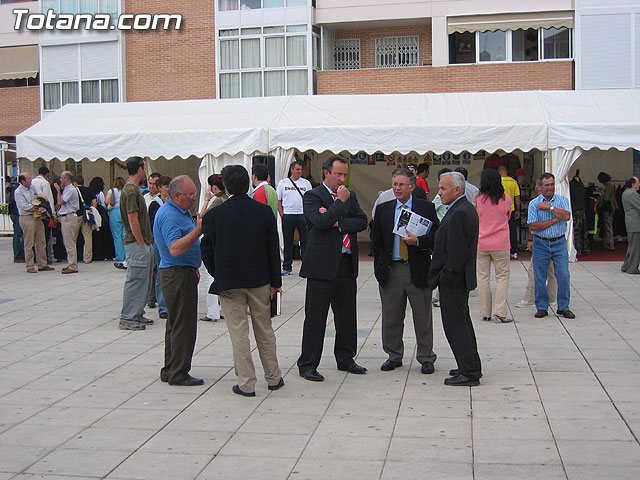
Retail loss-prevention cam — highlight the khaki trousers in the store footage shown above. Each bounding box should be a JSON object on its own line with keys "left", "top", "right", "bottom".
{"left": 74, "top": 218, "right": 93, "bottom": 263}
{"left": 60, "top": 214, "right": 79, "bottom": 270}
{"left": 477, "top": 250, "right": 510, "bottom": 318}
{"left": 219, "top": 284, "right": 281, "bottom": 393}
{"left": 379, "top": 263, "right": 436, "bottom": 364}
{"left": 524, "top": 256, "right": 557, "bottom": 304}
{"left": 19, "top": 215, "right": 47, "bottom": 269}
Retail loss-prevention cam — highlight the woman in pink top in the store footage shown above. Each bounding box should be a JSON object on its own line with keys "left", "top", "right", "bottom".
{"left": 476, "top": 169, "right": 513, "bottom": 323}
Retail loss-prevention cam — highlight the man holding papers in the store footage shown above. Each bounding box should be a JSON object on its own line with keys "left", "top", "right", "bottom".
{"left": 371, "top": 168, "right": 440, "bottom": 374}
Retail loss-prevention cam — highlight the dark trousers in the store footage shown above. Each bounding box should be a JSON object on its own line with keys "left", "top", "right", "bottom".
{"left": 282, "top": 214, "right": 307, "bottom": 271}
{"left": 509, "top": 210, "right": 518, "bottom": 254}
{"left": 298, "top": 255, "right": 357, "bottom": 372}
{"left": 10, "top": 213, "right": 24, "bottom": 260}
{"left": 159, "top": 266, "right": 198, "bottom": 383}
{"left": 439, "top": 285, "right": 482, "bottom": 380}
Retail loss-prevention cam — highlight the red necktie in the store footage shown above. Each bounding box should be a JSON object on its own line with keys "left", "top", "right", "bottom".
{"left": 331, "top": 192, "right": 351, "bottom": 251}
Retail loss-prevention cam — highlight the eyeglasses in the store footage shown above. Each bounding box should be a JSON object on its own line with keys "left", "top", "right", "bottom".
{"left": 178, "top": 192, "right": 198, "bottom": 199}
{"left": 392, "top": 182, "right": 410, "bottom": 188}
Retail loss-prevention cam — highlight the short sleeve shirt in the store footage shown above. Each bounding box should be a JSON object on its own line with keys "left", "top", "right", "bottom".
{"left": 153, "top": 198, "right": 201, "bottom": 269}
{"left": 120, "top": 182, "right": 153, "bottom": 245}
{"left": 500, "top": 176, "right": 520, "bottom": 211}
{"left": 276, "top": 177, "right": 312, "bottom": 214}
{"left": 528, "top": 194, "right": 571, "bottom": 238}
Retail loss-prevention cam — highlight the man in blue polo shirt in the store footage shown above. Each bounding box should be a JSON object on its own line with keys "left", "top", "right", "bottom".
{"left": 154, "top": 175, "right": 204, "bottom": 386}
{"left": 528, "top": 172, "right": 575, "bottom": 319}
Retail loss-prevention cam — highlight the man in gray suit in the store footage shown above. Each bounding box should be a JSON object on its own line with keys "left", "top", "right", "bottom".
{"left": 621, "top": 176, "right": 640, "bottom": 275}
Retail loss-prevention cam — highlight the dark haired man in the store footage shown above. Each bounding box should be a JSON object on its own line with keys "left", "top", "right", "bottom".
{"left": 416, "top": 163, "right": 430, "bottom": 199}
{"left": 528, "top": 172, "right": 574, "bottom": 319}
{"left": 622, "top": 176, "right": 640, "bottom": 274}
{"left": 201, "top": 165, "right": 284, "bottom": 396}
{"left": 31, "top": 165, "right": 55, "bottom": 263}
{"left": 276, "top": 161, "right": 312, "bottom": 275}
{"left": 73, "top": 175, "right": 97, "bottom": 264}
{"left": 251, "top": 164, "right": 278, "bottom": 218}
{"left": 118, "top": 157, "right": 155, "bottom": 330}
{"left": 297, "top": 155, "right": 368, "bottom": 381}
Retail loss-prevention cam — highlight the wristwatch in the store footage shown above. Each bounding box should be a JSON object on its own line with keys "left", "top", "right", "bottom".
{"left": 549, "top": 206, "right": 555, "bottom": 211}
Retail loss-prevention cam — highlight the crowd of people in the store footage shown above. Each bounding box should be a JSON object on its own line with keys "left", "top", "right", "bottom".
{"left": 7, "top": 156, "right": 640, "bottom": 395}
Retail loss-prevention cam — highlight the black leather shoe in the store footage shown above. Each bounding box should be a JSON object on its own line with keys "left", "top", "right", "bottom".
{"left": 534, "top": 309, "right": 548, "bottom": 318}
{"left": 338, "top": 362, "right": 367, "bottom": 374}
{"left": 268, "top": 377, "right": 285, "bottom": 391}
{"left": 232, "top": 384, "right": 256, "bottom": 397}
{"left": 556, "top": 309, "right": 576, "bottom": 319}
{"left": 300, "top": 370, "right": 324, "bottom": 382}
{"left": 449, "top": 368, "right": 460, "bottom": 376}
{"left": 444, "top": 375, "right": 479, "bottom": 387}
{"left": 380, "top": 359, "right": 402, "bottom": 371}
{"left": 169, "top": 375, "right": 204, "bottom": 386}
{"left": 421, "top": 361, "right": 435, "bottom": 374}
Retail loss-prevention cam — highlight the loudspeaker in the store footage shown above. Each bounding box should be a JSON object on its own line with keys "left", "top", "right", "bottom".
{"left": 252, "top": 154, "right": 276, "bottom": 187}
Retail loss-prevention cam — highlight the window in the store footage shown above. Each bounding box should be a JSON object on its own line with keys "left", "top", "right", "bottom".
{"left": 478, "top": 30, "right": 506, "bottom": 62}
{"left": 543, "top": 27, "right": 571, "bottom": 59}
{"left": 219, "top": 0, "right": 238, "bottom": 11}
{"left": 264, "top": 0, "right": 284, "bottom": 7}
{"left": 241, "top": 0, "right": 260, "bottom": 9}
{"left": 335, "top": 39, "right": 360, "bottom": 70}
{"left": 42, "top": 0, "right": 117, "bottom": 16}
{"left": 512, "top": 28, "right": 538, "bottom": 62}
{"left": 448, "top": 27, "right": 572, "bottom": 64}
{"left": 375, "top": 36, "right": 419, "bottom": 68}
{"left": 43, "top": 79, "right": 118, "bottom": 110}
{"left": 287, "top": 0, "right": 306, "bottom": 5}
{"left": 218, "top": 24, "right": 310, "bottom": 98}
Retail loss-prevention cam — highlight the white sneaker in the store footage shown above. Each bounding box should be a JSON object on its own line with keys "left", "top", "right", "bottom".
{"left": 515, "top": 300, "right": 534, "bottom": 308}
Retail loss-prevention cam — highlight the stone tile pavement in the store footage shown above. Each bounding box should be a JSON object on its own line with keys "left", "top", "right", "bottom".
{"left": 0, "top": 237, "right": 639, "bottom": 479}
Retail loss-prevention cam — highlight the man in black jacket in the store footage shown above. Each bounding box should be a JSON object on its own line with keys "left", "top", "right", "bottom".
{"left": 428, "top": 171, "right": 482, "bottom": 386}
{"left": 201, "top": 165, "right": 284, "bottom": 397}
{"left": 371, "top": 168, "right": 439, "bottom": 374}
{"left": 297, "top": 155, "right": 368, "bottom": 381}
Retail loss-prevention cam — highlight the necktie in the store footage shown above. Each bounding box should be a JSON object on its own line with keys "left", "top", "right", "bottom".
{"left": 331, "top": 192, "right": 351, "bottom": 251}
{"left": 400, "top": 204, "right": 408, "bottom": 261}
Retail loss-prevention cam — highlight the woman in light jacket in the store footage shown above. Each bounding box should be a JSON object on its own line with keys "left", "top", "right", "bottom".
{"left": 475, "top": 168, "right": 513, "bottom": 323}
{"left": 105, "top": 176, "right": 126, "bottom": 265}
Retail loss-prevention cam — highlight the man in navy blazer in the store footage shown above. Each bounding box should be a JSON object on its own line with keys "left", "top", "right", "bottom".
{"left": 428, "top": 171, "right": 482, "bottom": 386}
{"left": 201, "top": 165, "right": 284, "bottom": 397}
{"left": 297, "top": 155, "right": 368, "bottom": 381}
{"left": 371, "top": 168, "right": 439, "bottom": 374}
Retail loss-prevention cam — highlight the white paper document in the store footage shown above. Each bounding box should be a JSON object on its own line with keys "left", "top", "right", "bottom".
{"left": 393, "top": 209, "right": 433, "bottom": 238}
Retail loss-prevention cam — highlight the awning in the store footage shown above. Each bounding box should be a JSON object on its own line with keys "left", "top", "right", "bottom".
{"left": 17, "top": 89, "right": 640, "bottom": 162}
{"left": 0, "top": 45, "right": 39, "bottom": 81}
{"left": 448, "top": 11, "right": 574, "bottom": 34}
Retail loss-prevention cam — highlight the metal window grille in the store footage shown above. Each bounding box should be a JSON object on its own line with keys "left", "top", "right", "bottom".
{"left": 375, "top": 36, "right": 419, "bottom": 68}
{"left": 334, "top": 39, "right": 360, "bottom": 70}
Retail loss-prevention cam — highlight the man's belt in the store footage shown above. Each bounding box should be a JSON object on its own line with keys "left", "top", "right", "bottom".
{"left": 535, "top": 235, "right": 565, "bottom": 242}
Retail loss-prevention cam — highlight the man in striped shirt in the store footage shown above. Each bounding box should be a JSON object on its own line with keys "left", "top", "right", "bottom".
{"left": 528, "top": 173, "right": 575, "bottom": 319}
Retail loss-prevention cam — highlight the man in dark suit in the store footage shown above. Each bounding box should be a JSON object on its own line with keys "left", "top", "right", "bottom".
{"left": 297, "top": 155, "right": 368, "bottom": 381}
{"left": 428, "top": 171, "right": 482, "bottom": 387}
{"left": 371, "top": 168, "right": 439, "bottom": 374}
{"left": 201, "top": 165, "right": 284, "bottom": 397}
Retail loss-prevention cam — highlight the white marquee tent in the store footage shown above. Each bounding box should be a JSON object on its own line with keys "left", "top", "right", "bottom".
{"left": 17, "top": 89, "right": 640, "bottom": 259}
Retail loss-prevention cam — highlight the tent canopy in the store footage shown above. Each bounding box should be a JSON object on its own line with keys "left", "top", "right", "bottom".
{"left": 17, "top": 89, "right": 640, "bottom": 162}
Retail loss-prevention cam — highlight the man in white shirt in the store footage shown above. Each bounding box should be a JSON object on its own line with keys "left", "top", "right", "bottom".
{"left": 15, "top": 172, "right": 54, "bottom": 274}
{"left": 31, "top": 165, "right": 55, "bottom": 263}
{"left": 276, "top": 161, "right": 312, "bottom": 275}
{"left": 144, "top": 173, "right": 161, "bottom": 208}
{"left": 54, "top": 171, "right": 80, "bottom": 274}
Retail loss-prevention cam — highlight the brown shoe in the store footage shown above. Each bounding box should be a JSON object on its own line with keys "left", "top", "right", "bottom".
{"left": 61, "top": 267, "right": 78, "bottom": 274}
{"left": 26, "top": 267, "right": 37, "bottom": 273}
{"left": 534, "top": 309, "right": 548, "bottom": 318}
{"left": 14, "top": 259, "right": 25, "bottom": 263}
{"left": 556, "top": 309, "right": 576, "bottom": 319}
{"left": 38, "top": 266, "right": 55, "bottom": 272}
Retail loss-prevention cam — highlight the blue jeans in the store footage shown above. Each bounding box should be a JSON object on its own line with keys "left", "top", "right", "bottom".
{"left": 282, "top": 213, "right": 307, "bottom": 271}
{"left": 154, "top": 243, "right": 168, "bottom": 315}
{"left": 10, "top": 213, "right": 24, "bottom": 260}
{"left": 532, "top": 236, "right": 570, "bottom": 311}
{"left": 109, "top": 207, "right": 126, "bottom": 261}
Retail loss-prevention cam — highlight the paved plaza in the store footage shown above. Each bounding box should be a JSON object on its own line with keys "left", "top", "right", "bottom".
{"left": 1, "top": 237, "right": 639, "bottom": 479}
